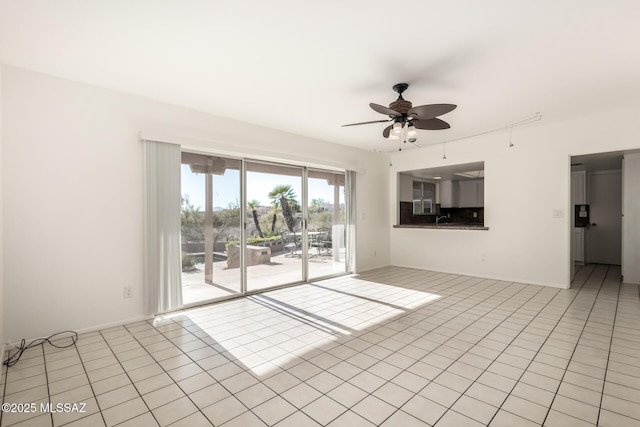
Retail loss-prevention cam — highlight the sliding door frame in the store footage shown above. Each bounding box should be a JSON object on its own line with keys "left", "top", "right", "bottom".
{"left": 179, "top": 151, "right": 349, "bottom": 309}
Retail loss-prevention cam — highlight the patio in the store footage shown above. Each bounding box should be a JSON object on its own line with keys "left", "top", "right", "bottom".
{"left": 182, "top": 248, "right": 346, "bottom": 305}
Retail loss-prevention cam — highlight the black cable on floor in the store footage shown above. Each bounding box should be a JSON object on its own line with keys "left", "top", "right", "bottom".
{"left": 3, "top": 331, "right": 78, "bottom": 367}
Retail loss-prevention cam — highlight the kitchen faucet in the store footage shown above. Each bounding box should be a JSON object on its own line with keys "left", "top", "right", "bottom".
{"left": 436, "top": 215, "right": 448, "bottom": 224}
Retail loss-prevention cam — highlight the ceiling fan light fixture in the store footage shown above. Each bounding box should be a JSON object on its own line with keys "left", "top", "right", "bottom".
{"left": 407, "top": 123, "right": 417, "bottom": 139}
{"left": 391, "top": 121, "right": 403, "bottom": 136}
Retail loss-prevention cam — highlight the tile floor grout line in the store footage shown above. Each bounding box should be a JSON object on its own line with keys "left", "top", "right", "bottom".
{"left": 41, "top": 345, "right": 55, "bottom": 427}
{"left": 498, "top": 267, "right": 604, "bottom": 424}
{"left": 70, "top": 336, "right": 108, "bottom": 427}
{"left": 259, "top": 273, "right": 491, "bottom": 371}
{"left": 250, "top": 272, "right": 480, "bottom": 356}
{"left": 267, "top": 274, "right": 510, "bottom": 426}
{"left": 96, "top": 329, "right": 162, "bottom": 427}
{"left": 594, "top": 270, "right": 623, "bottom": 426}
{"left": 405, "top": 283, "right": 558, "bottom": 426}
{"left": 528, "top": 265, "right": 609, "bottom": 426}
{"left": 122, "top": 318, "right": 252, "bottom": 426}
{"left": 0, "top": 361, "right": 8, "bottom": 426}
{"left": 480, "top": 264, "right": 602, "bottom": 425}
{"left": 207, "top": 273, "right": 500, "bottom": 426}
{"left": 433, "top": 287, "right": 566, "bottom": 425}
{"left": 366, "top": 280, "right": 550, "bottom": 425}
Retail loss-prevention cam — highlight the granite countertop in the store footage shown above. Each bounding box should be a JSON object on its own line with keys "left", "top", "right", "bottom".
{"left": 394, "top": 224, "right": 489, "bottom": 230}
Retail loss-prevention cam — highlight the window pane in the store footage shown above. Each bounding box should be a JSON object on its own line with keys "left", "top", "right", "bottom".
{"left": 181, "top": 153, "right": 241, "bottom": 304}
{"left": 308, "top": 170, "right": 346, "bottom": 279}
{"left": 246, "top": 161, "right": 303, "bottom": 291}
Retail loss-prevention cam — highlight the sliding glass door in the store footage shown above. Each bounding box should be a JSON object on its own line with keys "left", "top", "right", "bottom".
{"left": 245, "top": 162, "right": 303, "bottom": 292}
{"left": 308, "top": 170, "right": 346, "bottom": 280}
{"left": 179, "top": 152, "right": 350, "bottom": 304}
{"left": 180, "top": 153, "right": 242, "bottom": 305}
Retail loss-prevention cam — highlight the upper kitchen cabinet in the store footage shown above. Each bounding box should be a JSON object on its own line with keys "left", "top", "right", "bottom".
{"left": 439, "top": 180, "right": 456, "bottom": 208}
{"left": 458, "top": 179, "right": 484, "bottom": 207}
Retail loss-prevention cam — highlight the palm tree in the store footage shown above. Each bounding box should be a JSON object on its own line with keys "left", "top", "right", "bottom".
{"left": 247, "top": 199, "right": 264, "bottom": 238}
{"left": 268, "top": 184, "right": 298, "bottom": 233}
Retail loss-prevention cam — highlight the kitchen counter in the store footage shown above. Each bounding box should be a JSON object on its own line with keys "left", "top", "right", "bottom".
{"left": 394, "top": 224, "right": 489, "bottom": 230}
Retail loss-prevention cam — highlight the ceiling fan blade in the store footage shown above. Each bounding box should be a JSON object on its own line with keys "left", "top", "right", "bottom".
{"left": 370, "top": 103, "right": 402, "bottom": 117}
{"left": 382, "top": 125, "right": 393, "bottom": 138}
{"left": 342, "top": 119, "right": 392, "bottom": 127}
{"left": 408, "top": 104, "right": 457, "bottom": 120}
{"left": 413, "top": 118, "right": 450, "bottom": 130}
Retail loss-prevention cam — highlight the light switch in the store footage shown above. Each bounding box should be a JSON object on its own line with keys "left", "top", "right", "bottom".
{"left": 553, "top": 209, "right": 564, "bottom": 218}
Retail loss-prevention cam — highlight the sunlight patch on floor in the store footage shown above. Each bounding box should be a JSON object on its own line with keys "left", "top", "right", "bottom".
{"left": 162, "top": 276, "right": 441, "bottom": 377}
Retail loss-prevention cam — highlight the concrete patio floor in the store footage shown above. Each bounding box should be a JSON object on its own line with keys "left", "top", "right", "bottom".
{"left": 182, "top": 249, "right": 346, "bottom": 305}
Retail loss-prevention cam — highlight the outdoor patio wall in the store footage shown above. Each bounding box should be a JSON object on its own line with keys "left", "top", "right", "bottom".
{"left": 389, "top": 106, "right": 640, "bottom": 288}
{"left": 1, "top": 65, "right": 390, "bottom": 341}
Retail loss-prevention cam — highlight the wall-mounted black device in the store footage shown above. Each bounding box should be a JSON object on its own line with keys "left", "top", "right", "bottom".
{"left": 575, "top": 204, "right": 590, "bottom": 227}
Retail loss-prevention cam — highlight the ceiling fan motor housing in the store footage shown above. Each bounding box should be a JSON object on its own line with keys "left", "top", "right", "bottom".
{"left": 389, "top": 99, "right": 413, "bottom": 115}
{"left": 390, "top": 83, "right": 412, "bottom": 115}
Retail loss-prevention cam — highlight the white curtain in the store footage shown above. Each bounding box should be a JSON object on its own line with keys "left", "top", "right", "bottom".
{"left": 144, "top": 140, "right": 183, "bottom": 314}
{"left": 345, "top": 170, "right": 357, "bottom": 273}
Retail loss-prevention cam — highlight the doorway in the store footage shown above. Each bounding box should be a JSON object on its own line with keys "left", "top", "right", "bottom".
{"left": 570, "top": 152, "right": 623, "bottom": 285}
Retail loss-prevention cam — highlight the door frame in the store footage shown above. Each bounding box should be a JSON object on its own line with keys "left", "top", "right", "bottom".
{"left": 568, "top": 151, "right": 625, "bottom": 287}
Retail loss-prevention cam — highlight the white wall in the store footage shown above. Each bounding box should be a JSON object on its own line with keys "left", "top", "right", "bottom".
{"left": 390, "top": 107, "right": 640, "bottom": 288}
{"left": 1, "top": 66, "right": 389, "bottom": 341}
{"left": 623, "top": 153, "right": 640, "bottom": 284}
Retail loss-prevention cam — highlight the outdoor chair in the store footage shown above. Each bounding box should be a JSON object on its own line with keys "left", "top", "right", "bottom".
{"left": 282, "top": 231, "right": 301, "bottom": 257}
{"left": 310, "top": 229, "right": 331, "bottom": 256}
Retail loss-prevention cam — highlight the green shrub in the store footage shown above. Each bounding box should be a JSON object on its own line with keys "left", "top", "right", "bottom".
{"left": 181, "top": 252, "right": 197, "bottom": 270}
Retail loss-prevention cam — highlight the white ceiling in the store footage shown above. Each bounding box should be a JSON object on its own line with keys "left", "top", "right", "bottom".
{"left": 2, "top": 1, "right": 639, "bottom": 152}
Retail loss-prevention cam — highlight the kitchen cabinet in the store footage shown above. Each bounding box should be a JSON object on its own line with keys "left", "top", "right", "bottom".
{"left": 458, "top": 180, "right": 484, "bottom": 207}
{"left": 439, "top": 180, "right": 454, "bottom": 207}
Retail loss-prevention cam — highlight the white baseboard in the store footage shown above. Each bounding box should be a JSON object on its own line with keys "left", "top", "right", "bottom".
{"left": 5, "top": 315, "right": 154, "bottom": 348}
{"left": 73, "top": 315, "right": 155, "bottom": 336}
{"left": 354, "top": 263, "right": 391, "bottom": 274}
{"left": 389, "top": 263, "right": 569, "bottom": 289}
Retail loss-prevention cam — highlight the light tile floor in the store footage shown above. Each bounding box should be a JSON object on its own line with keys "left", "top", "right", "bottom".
{"left": 1, "top": 264, "right": 639, "bottom": 426}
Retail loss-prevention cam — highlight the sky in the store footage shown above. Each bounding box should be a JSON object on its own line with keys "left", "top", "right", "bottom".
{"left": 182, "top": 165, "right": 342, "bottom": 210}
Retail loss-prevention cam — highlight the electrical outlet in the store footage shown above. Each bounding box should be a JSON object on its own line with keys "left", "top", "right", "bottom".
{"left": 124, "top": 286, "right": 133, "bottom": 299}
{"left": 481, "top": 254, "right": 487, "bottom": 262}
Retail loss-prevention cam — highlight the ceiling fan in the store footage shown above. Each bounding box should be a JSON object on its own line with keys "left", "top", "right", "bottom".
{"left": 343, "top": 83, "right": 456, "bottom": 142}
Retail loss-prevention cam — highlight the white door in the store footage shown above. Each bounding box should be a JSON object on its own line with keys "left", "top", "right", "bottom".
{"left": 589, "top": 170, "right": 622, "bottom": 265}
